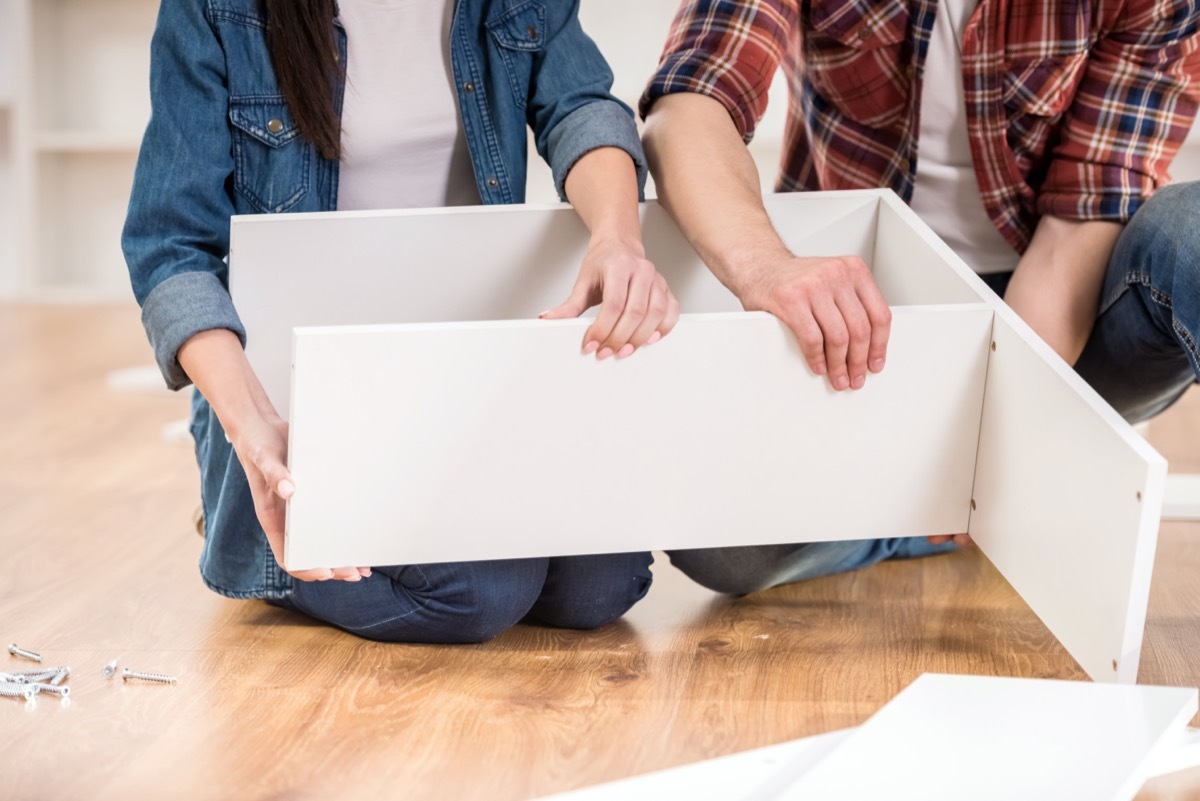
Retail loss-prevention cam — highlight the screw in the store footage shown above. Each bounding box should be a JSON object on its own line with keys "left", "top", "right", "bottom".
{"left": 101, "top": 659, "right": 118, "bottom": 679}
{"left": 50, "top": 667, "right": 70, "bottom": 686}
{"left": 0, "top": 683, "right": 37, "bottom": 702}
{"left": 122, "top": 668, "right": 177, "bottom": 685}
{"left": 30, "top": 683, "right": 70, "bottom": 698}
{"left": 0, "top": 668, "right": 61, "bottom": 682}
{"left": 7, "top": 644, "right": 42, "bottom": 663}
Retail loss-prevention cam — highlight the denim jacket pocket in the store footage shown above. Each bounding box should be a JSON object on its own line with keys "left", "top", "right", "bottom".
{"left": 486, "top": 0, "right": 546, "bottom": 110}
{"left": 229, "top": 97, "right": 310, "bottom": 214}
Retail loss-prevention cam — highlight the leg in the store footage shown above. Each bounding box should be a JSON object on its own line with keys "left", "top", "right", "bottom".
{"left": 667, "top": 538, "right": 955, "bottom": 595}
{"left": 279, "top": 558, "right": 550, "bottom": 644}
{"left": 526, "top": 552, "right": 654, "bottom": 629}
{"left": 1073, "top": 181, "right": 1200, "bottom": 422}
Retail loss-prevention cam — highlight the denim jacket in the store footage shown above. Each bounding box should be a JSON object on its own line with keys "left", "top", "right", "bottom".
{"left": 122, "top": 0, "right": 646, "bottom": 598}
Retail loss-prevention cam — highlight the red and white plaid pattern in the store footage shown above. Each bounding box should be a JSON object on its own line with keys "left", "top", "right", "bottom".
{"left": 642, "top": 0, "right": 1200, "bottom": 253}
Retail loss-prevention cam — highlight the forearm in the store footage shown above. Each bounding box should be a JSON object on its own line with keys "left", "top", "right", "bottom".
{"left": 564, "top": 146, "right": 644, "bottom": 252}
{"left": 1004, "top": 215, "right": 1123, "bottom": 364}
{"left": 177, "top": 328, "right": 280, "bottom": 441}
{"left": 642, "top": 93, "right": 791, "bottom": 300}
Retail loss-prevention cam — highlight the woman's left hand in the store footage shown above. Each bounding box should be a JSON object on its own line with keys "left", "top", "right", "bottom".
{"left": 539, "top": 237, "right": 680, "bottom": 359}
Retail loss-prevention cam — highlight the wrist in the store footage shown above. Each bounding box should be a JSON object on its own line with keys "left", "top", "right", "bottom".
{"left": 588, "top": 227, "right": 646, "bottom": 258}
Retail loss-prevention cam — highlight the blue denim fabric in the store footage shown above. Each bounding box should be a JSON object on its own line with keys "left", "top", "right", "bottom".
{"left": 272, "top": 553, "right": 654, "bottom": 643}
{"left": 667, "top": 539, "right": 956, "bottom": 596}
{"left": 127, "top": 0, "right": 649, "bottom": 604}
{"left": 123, "top": 0, "right": 646, "bottom": 392}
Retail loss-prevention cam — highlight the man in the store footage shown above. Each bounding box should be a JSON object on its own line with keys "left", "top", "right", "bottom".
{"left": 640, "top": 0, "right": 1200, "bottom": 594}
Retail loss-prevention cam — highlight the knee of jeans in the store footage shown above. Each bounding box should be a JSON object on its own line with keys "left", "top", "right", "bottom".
{"left": 536, "top": 574, "right": 653, "bottom": 631}
{"left": 666, "top": 549, "right": 777, "bottom": 596}
{"left": 1130, "top": 182, "right": 1200, "bottom": 250}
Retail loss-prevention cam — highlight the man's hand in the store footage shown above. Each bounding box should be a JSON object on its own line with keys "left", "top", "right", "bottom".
{"left": 738, "top": 253, "right": 891, "bottom": 390}
{"left": 643, "top": 94, "right": 892, "bottom": 390}
{"left": 540, "top": 237, "right": 679, "bottom": 359}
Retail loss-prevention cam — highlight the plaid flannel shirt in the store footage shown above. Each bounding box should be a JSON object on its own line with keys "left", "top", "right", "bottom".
{"left": 641, "top": 0, "right": 1200, "bottom": 253}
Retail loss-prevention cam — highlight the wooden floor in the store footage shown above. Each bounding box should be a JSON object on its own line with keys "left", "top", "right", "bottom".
{"left": 2, "top": 304, "right": 1199, "bottom": 800}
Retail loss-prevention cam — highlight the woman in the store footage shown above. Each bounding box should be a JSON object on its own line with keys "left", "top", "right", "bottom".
{"left": 123, "top": 0, "right": 678, "bottom": 643}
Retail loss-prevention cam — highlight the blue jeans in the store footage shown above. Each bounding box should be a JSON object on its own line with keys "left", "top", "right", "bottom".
{"left": 670, "top": 180, "right": 1200, "bottom": 596}
{"left": 272, "top": 553, "right": 654, "bottom": 644}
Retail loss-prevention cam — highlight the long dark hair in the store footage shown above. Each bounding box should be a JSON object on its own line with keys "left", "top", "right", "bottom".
{"left": 264, "top": 0, "right": 342, "bottom": 160}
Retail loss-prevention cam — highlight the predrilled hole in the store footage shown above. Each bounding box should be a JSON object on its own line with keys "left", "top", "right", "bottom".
{"left": 970, "top": 499, "right": 977, "bottom": 511}
{"left": 990, "top": 341, "right": 996, "bottom": 352}
{"left": 1136, "top": 491, "right": 1142, "bottom": 502}
{"left": 1112, "top": 659, "right": 1119, "bottom": 672}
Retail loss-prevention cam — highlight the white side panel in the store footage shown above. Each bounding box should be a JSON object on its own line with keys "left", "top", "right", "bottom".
{"left": 970, "top": 314, "right": 1167, "bottom": 684}
{"left": 871, "top": 192, "right": 992, "bottom": 306}
{"left": 231, "top": 193, "right": 884, "bottom": 418}
{"left": 285, "top": 307, "right": 992, "bottom": 570}
{"left": 779, "top": 674, "right": 1198, "bottom": 801}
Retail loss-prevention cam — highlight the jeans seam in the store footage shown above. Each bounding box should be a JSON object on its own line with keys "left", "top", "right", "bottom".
{"left": 338, "top": 565, "right": 433, "bottom": 632}
{"left": 1174, "top": 318, "right": 1200, "bottom": 368}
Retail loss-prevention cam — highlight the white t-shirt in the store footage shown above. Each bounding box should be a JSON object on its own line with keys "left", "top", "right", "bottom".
{"left": 335, "top": 0, "right": 480, "bottom": 211}
{"left": 909, "top": 0, "right": 1019, "bottom": 274}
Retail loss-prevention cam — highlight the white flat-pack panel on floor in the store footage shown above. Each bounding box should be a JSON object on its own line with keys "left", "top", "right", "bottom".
{"left": 969, "top": 312, "right": 1167, "bottom": 683}
{"left": 284, "top": 306, "right": 992, "bottom": 570}
{"left": 778, "top": 673, "right": 1197, "bottom": 801}
{"left": 534, "top": 730, "right": 853, "bottom": 801}
{"left": 232, "top": 193, "right": 883, "bottom": 418}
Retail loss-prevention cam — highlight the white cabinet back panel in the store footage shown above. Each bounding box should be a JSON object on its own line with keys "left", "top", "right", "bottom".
{"left": 285, "top": 307, "right": 993, "bottom": 569}
{"left": 232, "top": 193, "right": 882, "bottom": 418}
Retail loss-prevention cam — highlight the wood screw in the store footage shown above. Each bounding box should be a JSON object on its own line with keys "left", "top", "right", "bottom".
{"left": 7, "top": 644, "right": 42, "bottom": 663}
{"left": 101, "top": 659, "right": 118, "bottom": 678}
{"left": 31, "top": 683, "right": 70, "bottom": 698}
{"left": 50, "top": 667, "right": 70, "bottom": 686}
{"left": 0, "top": 682, "right": 37, "bottom": 702}
{"left": 122, "top": 668, "right": 177, "bottom": 685}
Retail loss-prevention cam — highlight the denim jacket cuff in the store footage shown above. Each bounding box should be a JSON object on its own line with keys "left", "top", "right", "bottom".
{"left": 549, "top": 101, "right": 648, "bottom": 202}
{"left": 141, "top": 271, "right": 247, "bottom": 391}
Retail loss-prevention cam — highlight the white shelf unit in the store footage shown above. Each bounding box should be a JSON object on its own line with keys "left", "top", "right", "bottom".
{"left": 0, "top": 0, "right": 155, "bottom": 300}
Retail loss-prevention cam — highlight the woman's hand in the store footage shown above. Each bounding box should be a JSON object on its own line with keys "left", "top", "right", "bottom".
{"left": 228, "top": 412, "right": 369, "bottom": 583}
{"left": 178, "top": 329, "right": 370, "bottom": 583}
{"left": 540, "top": 236, "right": 680, "bottom": 359}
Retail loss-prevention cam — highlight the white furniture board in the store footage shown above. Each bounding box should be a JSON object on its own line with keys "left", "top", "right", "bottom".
{"left": 778, "top": 673, "right": 1197, "bottom": 801}
{"left": 536, "top": 674, "right": 1200, "bottom": 801}
{"left": 231, "top": 192, "right": 880, "bottom": 419}
{"left": 285, "top": 306, "right": 993, "bottom": 569}
{"left": 534, "top": 729, "right": 853, "bottom": 801}
{"left": 969, "top": 311, "right": 1167, "bottom": 683}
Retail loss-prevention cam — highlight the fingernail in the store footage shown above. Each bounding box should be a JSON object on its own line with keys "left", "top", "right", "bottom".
{"left": 597, "top": 347, "right": 613, "bottom": 361}
{"left": 814, "top": 362, "right": 827, "bottom": 376}
{"left": 851, "top": 375, "right": 865, "bottom": 390}
{"left": 647, "top": 331, "right": 662, "bottom": 345}
{"left": 583, "top": 341, "right": 599, "bottom": 355}
{"left": 538, "top": 310, "right": 549, "bottom": 319}
{"left": 834, "top": 375, "right": 850, "bottom": 391}
{"left": 278, "top": 479, "right": 295, "bottom": 499}
{"left": 616, "top": 344, "right": 635, "bottom": 359}
{"left": 870, "top": 358, "right": 885, "bottom": 373}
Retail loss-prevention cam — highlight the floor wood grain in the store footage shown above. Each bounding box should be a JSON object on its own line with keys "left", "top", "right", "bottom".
{"left": 2, "top": 305, "right": 1198, "bottom": 800}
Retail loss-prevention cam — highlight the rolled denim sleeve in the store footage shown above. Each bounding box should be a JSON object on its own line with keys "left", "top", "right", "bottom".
{"left": 526, "top": 1, "right": 647, "bottom": 201}
{"left": 122, "top": 0, "right": 243, "bottom": 390}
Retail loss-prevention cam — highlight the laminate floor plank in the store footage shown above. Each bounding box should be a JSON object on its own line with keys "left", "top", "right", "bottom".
{"left": 1, "top": 305, "right": 1197, "bottom": 800}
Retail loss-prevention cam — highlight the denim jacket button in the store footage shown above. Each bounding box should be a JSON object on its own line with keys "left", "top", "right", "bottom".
{"left": 486, "top": 177, "right": 499, "bottom": 188}
{"left": 464, "top": 81, "right": 475, "bottom": 93}
{"left": 527, "top": 24, "right": 538, "bottom": 40}
{"left": 267, "top": 118, "right": 284, "bottom": 134}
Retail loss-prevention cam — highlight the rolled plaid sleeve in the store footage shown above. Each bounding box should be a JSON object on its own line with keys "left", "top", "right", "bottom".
{"left": 639, "top": 0, "right": 796, "bottom": 143}
{"left": 1037, "top": 0, "right": 1200, "bottom": 221}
